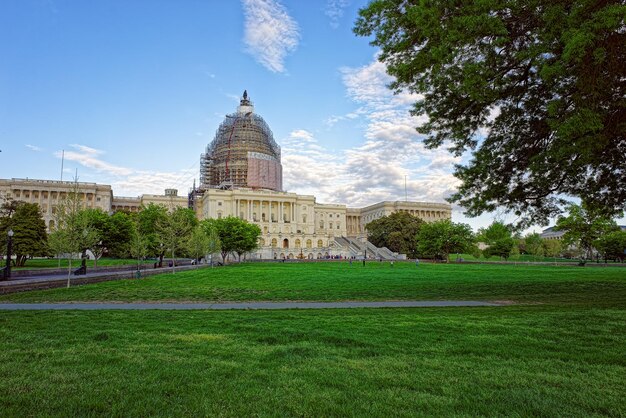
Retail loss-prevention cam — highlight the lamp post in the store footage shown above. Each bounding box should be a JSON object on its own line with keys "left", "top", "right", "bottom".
{"left": 4, "top": 229, "right": 14, "bottom": 280}
{"left": 361, "top": 235, "right": 367, "bottom": 266}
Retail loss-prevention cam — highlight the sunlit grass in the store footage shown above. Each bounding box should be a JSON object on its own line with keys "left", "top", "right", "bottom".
{"left": 2, "top": 262, "right": 625, "bottom": 306}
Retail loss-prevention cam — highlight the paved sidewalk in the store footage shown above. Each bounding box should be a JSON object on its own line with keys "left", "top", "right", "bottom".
{"left": 0, "top": 300, "right": 504, "bottom": 310}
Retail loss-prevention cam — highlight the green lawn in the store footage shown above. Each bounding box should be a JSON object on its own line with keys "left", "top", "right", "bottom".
{"left": 14, "top": 257, "right": 143, "bottom": 270}
{"left": 0, "top": 306, "right": 624, "bottom": 416}
{"left": 2, "top": 262, "right": 625, "bottom": 306}
{"left": 1, "top": 262, "right": 624, "bottom": 416}
{"left": 454, "top": 253, "right": 576, "bottom": 263}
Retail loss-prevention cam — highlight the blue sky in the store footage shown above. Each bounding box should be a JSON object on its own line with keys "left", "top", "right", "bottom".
{"left": 1, "top": 0, "right": 603, "bottom": 231}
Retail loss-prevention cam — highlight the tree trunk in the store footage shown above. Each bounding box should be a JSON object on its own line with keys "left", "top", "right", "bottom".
{"left": 171, "top": 249, "right": 175, "bottom": 274}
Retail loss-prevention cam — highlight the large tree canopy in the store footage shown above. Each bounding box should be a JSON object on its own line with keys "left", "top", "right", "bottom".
{"left": 205, "top": 217, "right": 261, "bottom": 263}
{"left": 365, "top": 211, "right": 424, "bottom": 258}
{"left": 0, "top": 202, "right": 48, "bottom": 267}
{"left": 555, "top": 203, "right": 618, "bottom": 261}
{"left": 417, "top": 220, "right": 475, "bottom": 261}
{"left": 355, "top": 0, "right": 626, "bottom": 227}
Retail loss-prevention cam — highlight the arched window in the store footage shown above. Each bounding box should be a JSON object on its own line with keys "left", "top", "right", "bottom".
{"left": 320, "top": 220, "right": 324, "bottom": 229}
{"left": 295, "top": 239, "right": 301, "bottom": 248}
{"left": 217, "top": 211, "right": 223, "bottom": 219}
{"left": 271, "top": 238, "right": 277, "bottom": 248}
{"left": 283, "top": 238, "right": 289, "bottom": 248}
{"left": 306, "top": 239, "right": 312, "bottom": 248}
{"left": 317, "top": 240, "right": 323, "bottom": 248}
{"left": 329, "top": 222, "right": 333, "bottom": 229}
{"left": 259, "top": 238, "right": 265, "bottom": 246}
{"left": 262, "top": 213, "right": 266, "bottom": 221}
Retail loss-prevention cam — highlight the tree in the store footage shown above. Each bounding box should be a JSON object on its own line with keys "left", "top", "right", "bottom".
{"left": 137, "top": 203, "right": 169, "bottom": 267}
{"left": 524, "top": 233, "right": 545, "bottom": 261}
{"left": 355, "top": 1, "right": 626, "bottom": 227}
{"left": 417, "top": 220, "right": 474, "bottom": 262}
{"left": 365, "top": 212, "right": 424, "bottom": 258}
{"left": 478, "top": 221, "right": 514, "bottom": 260}
{"left": 199, "top": 220, "right": 221, "bottom": 266}
{"left": 594, "top": 231, "right": 626, "bottom": 262}
{"left": 483, "top": 238, "right": 515, "bottom": 261}
{"left": 129, "top": 223, "right": 149, "bottom": 272}
{"left": 543, "top": 240, "right": 562, "bottom": 258}
{"left": 509, "top": 239, "right": 521, "bottom": 261}
{"left": 81, "top": 208, "right": 110, "bottom": 267}
{"left": 156, "top": 207, "right": 197, "bottom": 274}
{"left": 187, "top": 226, "right": 210, "bottom": 267}
{"left": 53, "top": 183, "right": 100, "bottom": 287}
{"left": 234, "top": 222, "right": 261, "bottom": 261}
{"left": 477, "top": 221, "right": 512, "bottom": 245}
{"left": 205, "top": 217, "right": 260, "bottom": 263}
{"left": 0, "top": 202, "right": 48, "bottom": 267}
{"left": 555, "top": 204, "right": 618, "bottom": 262}
{"left": 104, "top": 212, "right": 135, "bottom": 259}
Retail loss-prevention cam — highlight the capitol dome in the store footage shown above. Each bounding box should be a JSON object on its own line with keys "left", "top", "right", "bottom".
{"left": 200, "top": 91, "right": 282, "bottom": 191}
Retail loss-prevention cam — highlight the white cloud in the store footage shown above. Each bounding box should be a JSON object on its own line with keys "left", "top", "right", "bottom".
{"left": 110, "top": 168, "right": 198, "bottom": 197}
{"left": 53, "top": 144, "right": 198, "bottom": 197}
{"left": 325, "top": 0, "right": 350, "bottom": 28}
{"left": 284, "top": 56, "right": 462, "bottom": 207}
{"left": 289, "top": 129, "right": 314, "bottom": 141}
{"left": 55, "top": 144, "right": 132, "bottom": 176}
{"left": 242, "top": 0, "right": 300, "bottom": 73}
{"left": 25, "top": 144, "right": 42, "bottom": 152}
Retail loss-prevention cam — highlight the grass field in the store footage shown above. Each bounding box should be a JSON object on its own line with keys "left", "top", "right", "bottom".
{"left": 14, "top": 257, "right": 143, "bottom": 270}
{"left": 2, "top": 262, "right": 625, "bottom": 306}
{"left": 1, "top": 262, "right": 625, "bottom": 416}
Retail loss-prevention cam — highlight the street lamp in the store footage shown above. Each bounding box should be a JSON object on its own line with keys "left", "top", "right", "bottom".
{"left": 361, "top": 235, "right": 367, "bottom": 266}
{"left": 4, "top": 229, "right": 14, "bottom": 280}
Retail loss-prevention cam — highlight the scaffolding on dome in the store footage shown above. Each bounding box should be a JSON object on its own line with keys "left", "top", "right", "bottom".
{"left": 199, "top": 101, "right": 282, "bottom": 191}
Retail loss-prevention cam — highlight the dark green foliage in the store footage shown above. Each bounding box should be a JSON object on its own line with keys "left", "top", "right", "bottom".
{"left": 594, "top": 230, "right": 626, "bottom": 262}
{"left": 477, "top": 221, "right": 512, "bottom": 244}
{"left": 104, "top": 212, "right": 135, "bottom": 258}
{"left": 137, "top": 203, "right": 168, "bottom": 264}
{"left": 478, "top": 221, "right": 515, "bottom": 260}
{"left": 483, "top": 237, "right": 515, "bottom": 260}
{"left": 0, "top": 202, "right": 47, "bottom": 267}
{"left": 365, "top": 212, "right": 424, "bottom": 257}
{"left": 205, "top": 216, "right": 261, "bottom": 262}
{"left": 555, "top": 203, "right": 619, "bottom": 261}
{"left": 355, "top": 0, "right": 626, "bottom": 227}
{"left": 417, "top": 220, "right": 474, "bottom": 261}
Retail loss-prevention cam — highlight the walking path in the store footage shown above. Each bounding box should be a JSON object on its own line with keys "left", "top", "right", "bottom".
{"left": 0, "top": 300, "right": 504, "bottom": 310}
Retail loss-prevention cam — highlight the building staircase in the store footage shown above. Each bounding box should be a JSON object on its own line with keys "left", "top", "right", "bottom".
{"left": 333, "top": 237, "right": 403, "bottom": 260}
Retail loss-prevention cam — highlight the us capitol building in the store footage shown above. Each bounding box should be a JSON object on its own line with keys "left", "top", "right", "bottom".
{"left": 0, "top": 91, "right": 451, "bottom": 260}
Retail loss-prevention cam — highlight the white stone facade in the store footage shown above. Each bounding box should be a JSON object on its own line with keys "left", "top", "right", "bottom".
{"left": 198, "top": 187, "right": 451, "bottom": 259}
{"left": 0, "top": 178, "right": 112, "bottom": 231}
